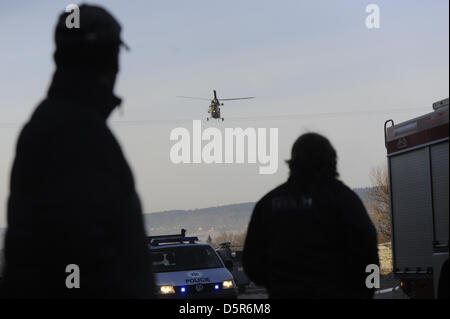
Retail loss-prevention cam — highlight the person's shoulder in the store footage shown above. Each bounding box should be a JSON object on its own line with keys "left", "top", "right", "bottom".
{"left": 332, "top": 180, "right": 366, "bottom": 209}
{"left": 332, "top": 179, "right": 356, "bottom": 195}
{"left": 256, "top": 182, "right": 290, "bottom": 206}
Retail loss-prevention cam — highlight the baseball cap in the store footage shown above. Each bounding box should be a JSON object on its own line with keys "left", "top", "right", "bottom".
{"left": 54, "top": 4, "right": 129, "bottom": 51}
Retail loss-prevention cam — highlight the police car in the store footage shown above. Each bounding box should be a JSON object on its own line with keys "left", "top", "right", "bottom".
{"left": 149, "top": 230, "right": 238, "bottom": 299}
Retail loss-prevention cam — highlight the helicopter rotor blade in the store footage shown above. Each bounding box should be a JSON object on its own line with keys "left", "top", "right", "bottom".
{"left": 176, "top": 96, "right": 211, "bottom": 101}
{"left": 219, "top": 97, "right": 255, "bottom": 101}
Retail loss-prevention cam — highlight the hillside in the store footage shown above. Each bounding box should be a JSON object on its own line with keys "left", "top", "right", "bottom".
{"left": 145, "top": 202, "right": 255, "bottom": 241}
{"left": 145, "top": 187, "right": 373, "bottom": 241}
{"left": 0, "top": 188, "right": 373, "bottom": 247}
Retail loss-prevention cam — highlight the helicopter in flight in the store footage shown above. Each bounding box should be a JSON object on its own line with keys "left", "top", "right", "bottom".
{"left": 177, "top": 90, "right": 254, "bottom": 121}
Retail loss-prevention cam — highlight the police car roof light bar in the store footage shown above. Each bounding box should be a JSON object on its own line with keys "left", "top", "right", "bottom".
{"left": 150, "top": 236, "right": 199, "bottom": 246}
{"left": 147, "top": 229, "right": 187, "bottom": 243}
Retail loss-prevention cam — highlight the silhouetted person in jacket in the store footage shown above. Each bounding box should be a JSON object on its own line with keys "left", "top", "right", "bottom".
{"left": 1, "top": 5, "right": 154, "bottom": 298}
{"left": 243, "top": 133, "right": 379, "bottom": 298}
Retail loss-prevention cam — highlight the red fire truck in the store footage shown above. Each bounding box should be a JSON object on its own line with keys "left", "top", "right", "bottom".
{"left": 384, "top": 98, "right": 449, "bottom": 298}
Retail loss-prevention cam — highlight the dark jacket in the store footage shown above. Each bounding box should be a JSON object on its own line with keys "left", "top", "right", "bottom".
{"left": 242, "top": 178, "right": 379, "bottom": 299}
{"left": 1, "top": 69, "right": 154, "bottom": 298}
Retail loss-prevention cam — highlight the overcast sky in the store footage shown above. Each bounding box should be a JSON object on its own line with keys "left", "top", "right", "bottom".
{"left": 0, "top": 0, "right": 448, "bottom": 228}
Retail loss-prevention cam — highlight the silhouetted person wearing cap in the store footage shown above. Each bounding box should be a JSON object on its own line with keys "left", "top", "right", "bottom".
{"left": 1, "top": 5, "right": 154, "bottom": 298}
{"left": 243, "top": 133, "right": 379, "bottom": 298}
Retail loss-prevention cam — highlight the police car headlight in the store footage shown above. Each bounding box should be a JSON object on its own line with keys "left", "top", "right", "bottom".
{"left": 160, "top": 285, "right": 175, "bottom": 294}
{"left": 222, "top": 280, "right": 233, "bottom": 289}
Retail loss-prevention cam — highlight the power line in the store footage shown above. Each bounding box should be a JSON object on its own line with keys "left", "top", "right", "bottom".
{"left": 223, "top": 107, "right": 429, "bottom": 121}
{"left": 0, "top": 107, "right": 429, "bottom": 128}
{"left": 111, "top": 107, "right": 430, "bottom": 126}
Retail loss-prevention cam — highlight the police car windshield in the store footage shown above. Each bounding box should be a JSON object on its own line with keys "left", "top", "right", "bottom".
{"left": 151, "top": 245, "right": 223, "bottom": 273}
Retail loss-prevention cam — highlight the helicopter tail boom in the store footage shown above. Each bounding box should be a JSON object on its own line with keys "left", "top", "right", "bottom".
{"left": 220, "top": 97, "right": 255, "bottom": 101}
